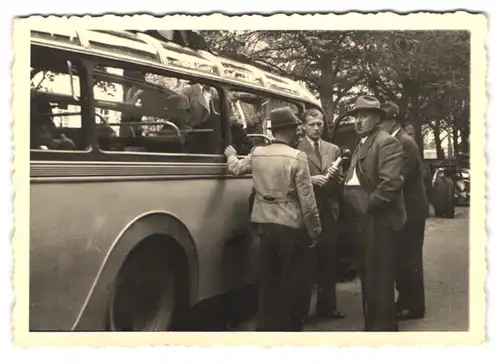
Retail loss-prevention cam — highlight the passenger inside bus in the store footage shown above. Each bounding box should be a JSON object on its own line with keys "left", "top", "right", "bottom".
{"left": 93, "top": 64, "right": 281, "bottom": 155}
{"left": 162, "top": 92, "right": 191, "bottom": 131}
{"left": 178, "top": 83, "right": 218, "bottom": 129}
{"left": 30, "top": 94, "right": 77, "bottom": 150}
{"left": 229, "top": 92, "right": 266, "bottom": 134}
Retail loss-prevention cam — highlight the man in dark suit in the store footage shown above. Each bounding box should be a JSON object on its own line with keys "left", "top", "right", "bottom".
{"left": 297, "top": 108, "right": 345, "bottom": 320}
{"left": 381, "top": 102, "right": 430, "bottom": 320}
{"left": 178, "top": 83, "right": 220, "bottom": 153}
{"left": 180, "top": 83, "right": 218, "bottom": 128}
{"left": 342, "top": 96, "right": 406, "bottom": 331}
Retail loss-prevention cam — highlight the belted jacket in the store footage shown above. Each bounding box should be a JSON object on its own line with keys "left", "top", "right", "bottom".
{"left": 227, "top": 141, "right": 322, "bottom": 239}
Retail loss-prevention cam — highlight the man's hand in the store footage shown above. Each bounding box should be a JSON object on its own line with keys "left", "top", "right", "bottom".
{"left": 58, "top": 134, "right": 76, "bottom": 150}
{"left": 308, "top": 238, "right": 320, "bottom": 248}
{"left": 311, "top": 175, "right": 329, "bottom": 187}
{"left": 224, "top": 145, "right": 237, "bottom": 158}
{"left": 327, "top": 165, "right": 340, "bottom": 178}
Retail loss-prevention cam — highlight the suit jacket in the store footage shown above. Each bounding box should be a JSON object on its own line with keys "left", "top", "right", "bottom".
{"left": 180, "top": 84, "right": 217, "bottom": 128}
{"left": 351, "top": 127, "right": 407, "bottom": 232}
{"left": 394, "top": 129, "right": 430, "bottom": 221}
{"left": 298, "top": 138, "right": 343, "bottom": 221}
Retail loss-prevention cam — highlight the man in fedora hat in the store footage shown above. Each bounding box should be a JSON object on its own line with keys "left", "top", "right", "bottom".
{"left": 342, "top": 95, "right": 406, "bottom": 331}
{"left": 380, "top": 102, "right": 429, "bottom": 321}
{"left": 297, "top": 108, "right": 345, "bottom": 321}
{"left": 224, "top": 106, "right": 322, "bottom": 331}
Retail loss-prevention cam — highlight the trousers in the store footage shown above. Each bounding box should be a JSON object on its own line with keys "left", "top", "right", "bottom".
{"left": 395, "top": 218, "right": 426, "bottom": 315}
{"left": 315, "top": 210, "right": 339, "bottom": 313}
{"left": 341, "top": 186, "right": 398, "bottom": 331}
{"left": 257, "top": 223, "right": 314, "bottom": 331}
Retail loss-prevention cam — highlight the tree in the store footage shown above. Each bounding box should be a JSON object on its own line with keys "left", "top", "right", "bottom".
{"left": 200, "top": 30, "right": 368, "bottom": 125}
{"left": 359, "top": 30, "right": 470, "bottom": 154}
{"left": 31, "top": 65, "right": 116, "bottom": 96}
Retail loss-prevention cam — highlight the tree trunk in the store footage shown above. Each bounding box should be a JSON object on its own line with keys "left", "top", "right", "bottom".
{"left": 446, "top": 128, "right": 453, "bottom": 159}
{"left": 461, "top": 122, "right": 470, "bottom": 154}
{"left": 452, "top": 126, "right": 459, "bottom": 156}
{"left": 400, "top": 80, "right": 425, "bottom": 157}
{"left": 412, "top": 119, "right": 424, "bottom": 155}
{"left": 431, "top": 122, "right": 445, "bottom": 160}
{"left": 318, "top": 53, "right": 335, "bottom": 128}
{"left": 409, "top": 91, "right": 424, "bottom": 157}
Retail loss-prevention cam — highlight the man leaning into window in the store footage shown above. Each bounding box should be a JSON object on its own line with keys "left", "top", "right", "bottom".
{"left": 224, "top": 106, "right": 322, "bottom": 331}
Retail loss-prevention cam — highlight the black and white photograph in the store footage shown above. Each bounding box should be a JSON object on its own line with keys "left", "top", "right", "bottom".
{"left": 13, "top": 12, "right": 486, "bottom": 347}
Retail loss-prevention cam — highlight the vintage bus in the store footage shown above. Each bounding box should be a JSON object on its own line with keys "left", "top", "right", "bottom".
{"left": 29, "top": 27, "right": 325, "bottom": 331}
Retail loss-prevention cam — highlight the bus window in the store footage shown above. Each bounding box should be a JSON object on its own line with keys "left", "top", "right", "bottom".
{"left": 30, "top": 55, "right": 86, "bottom": 151}
{"left": 93, "top": 63, "right": 223, "bottom": 155}
{"left": 228, "top": 90, "right": 301, "bottom": 155}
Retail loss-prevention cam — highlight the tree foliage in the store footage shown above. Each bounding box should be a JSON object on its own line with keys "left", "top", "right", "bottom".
{"left": 359, "top": 31, "right": 470, "bottom": 153}
{"left": 201, "top": 30, "right": 368, "bottom": 124}
{"left": 200, "top": 30, "right": 470, "bottom": 156}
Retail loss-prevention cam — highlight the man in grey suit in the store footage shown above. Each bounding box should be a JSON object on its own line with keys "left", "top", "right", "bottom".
{"left": 297, "top": 108, "right": 345, "bottom": 320}
{"left": 342, "top": 96, "right": 406, "bottom": 331}
{"left": 381, "top": 102, "right": 429, "bottom": 321}
{"left": 180, "top": 83, "right": 217, "bottom": 128}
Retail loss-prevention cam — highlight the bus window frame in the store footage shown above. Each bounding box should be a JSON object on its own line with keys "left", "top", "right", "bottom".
{"left": 29, "top": 44, "right": 327, "bottom": 163}
{"left": 86, "top": 57, "right": 229, "bottom": 160}
{"left": 223, "top": 85, "right": 323, "bottom": 149}
{"left": 74, "top": 51, "right": 326, "bottom": 157}
{"left": 30, "top": 47, "right": 95, "bottom": 158}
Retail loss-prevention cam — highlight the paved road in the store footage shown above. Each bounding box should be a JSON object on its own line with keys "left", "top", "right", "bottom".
{"left": 236, "top": 207, "right": 470, "bottom": 332}
{"left": 174, "top": 207, "right": 469, "bottom": 331}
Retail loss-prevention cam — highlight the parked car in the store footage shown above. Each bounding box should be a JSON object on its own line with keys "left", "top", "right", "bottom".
{"left": 454, "top": 168, "right": 470, "bottom": 206}
{"left": 426, "top": 155, "right": 473, "bottom": 218}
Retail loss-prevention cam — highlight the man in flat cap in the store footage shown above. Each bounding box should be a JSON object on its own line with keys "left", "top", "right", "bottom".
{"left": 380, "top": 102, "right": 429, "bottom": 321}
{"left": 224, "top": 107, "right": 322, "bottom": 331}
{"left": 342, "top": 95, "right": 406, "bottom": 331}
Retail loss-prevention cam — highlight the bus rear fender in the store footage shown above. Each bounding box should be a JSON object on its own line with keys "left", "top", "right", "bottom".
{"left": 71, "top": 211, "right": 198, "bottom": 331}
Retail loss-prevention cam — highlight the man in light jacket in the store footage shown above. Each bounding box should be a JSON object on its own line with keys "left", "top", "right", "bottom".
{"left": 225, "top": 106, "right": 322, "bottom": 331}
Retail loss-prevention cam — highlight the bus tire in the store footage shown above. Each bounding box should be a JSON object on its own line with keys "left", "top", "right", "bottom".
{"left": 107, "top": 237, "right": 180, "bottom": 331}
{"left": 433, "top": 176, "right": 456, "bottom": 219}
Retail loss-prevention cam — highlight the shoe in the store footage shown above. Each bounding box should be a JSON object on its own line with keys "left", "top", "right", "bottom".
{"left": 396, "top": 309, "right": 424, "bottom": 321}
{"left": 317, "top": 309, "right": 345, "bottom": 319}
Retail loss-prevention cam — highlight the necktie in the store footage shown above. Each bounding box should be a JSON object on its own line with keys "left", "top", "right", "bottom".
{"left": 314, "top": 141, "right": 322, "bottom": 165}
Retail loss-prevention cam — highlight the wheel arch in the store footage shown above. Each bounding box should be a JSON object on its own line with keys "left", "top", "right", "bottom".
{"left": 71, "top": 211, "right": 199, "bottom": 331}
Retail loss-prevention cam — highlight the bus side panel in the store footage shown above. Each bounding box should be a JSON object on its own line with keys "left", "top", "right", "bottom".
{"left": 29, "top": 176, "right": 254, "bottom": 331}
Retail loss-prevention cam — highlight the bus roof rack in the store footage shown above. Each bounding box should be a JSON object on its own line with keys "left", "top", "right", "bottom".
{"left": 30, "top": 27, "right": 321, "bottom": 108}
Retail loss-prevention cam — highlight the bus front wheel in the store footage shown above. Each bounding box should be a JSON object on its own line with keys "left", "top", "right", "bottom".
{"left": 108, "top": 242, "right": 177, "bottom": 331}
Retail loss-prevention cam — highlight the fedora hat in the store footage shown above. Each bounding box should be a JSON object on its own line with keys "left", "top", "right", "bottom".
{"left": 381, "top": 102, "right": 400, "bottom": 120}
{"left": 381, "top": 101, "right": 407, "bottom": 126}
{"left": 269, "top": 107, "right": 301, "bottom": 130}
{"left": 345, "top": 95, "right": 386, "bottom": 118}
